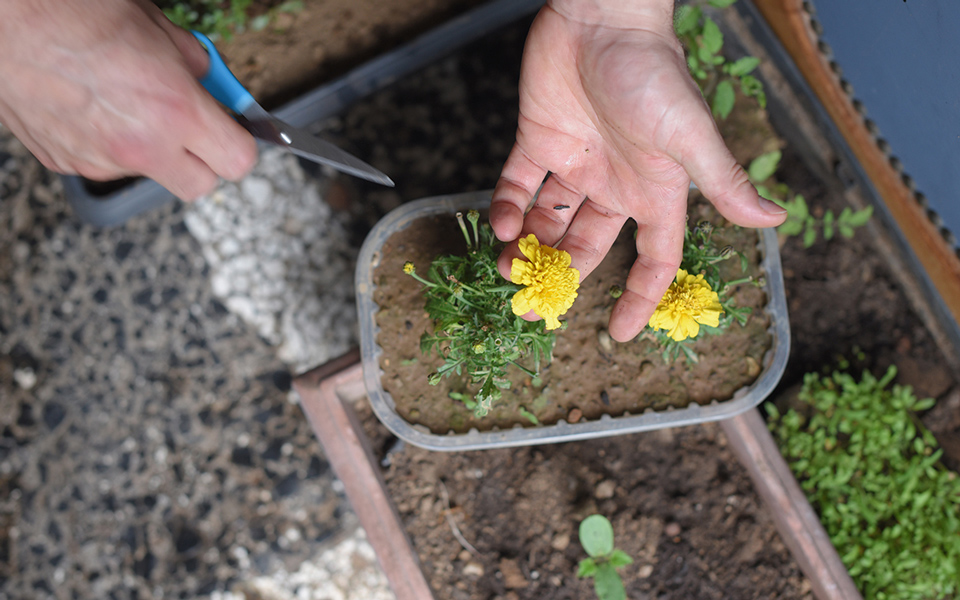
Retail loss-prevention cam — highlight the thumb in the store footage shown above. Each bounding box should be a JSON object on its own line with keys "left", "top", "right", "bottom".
{"left": 678, "top": 114, "right": 787, "bottom": 228}
{"left": 138, "top": 0, "right": 211, "bottom": 79}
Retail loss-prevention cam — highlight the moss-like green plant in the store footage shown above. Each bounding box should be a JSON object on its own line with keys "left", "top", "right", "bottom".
{"left": 766, "top": 367, "right": 960, "bottom": 599}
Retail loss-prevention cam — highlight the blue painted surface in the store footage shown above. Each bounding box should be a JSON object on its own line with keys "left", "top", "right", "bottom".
{"left": 814, "top": 0, "right": 960, "bottom": 246}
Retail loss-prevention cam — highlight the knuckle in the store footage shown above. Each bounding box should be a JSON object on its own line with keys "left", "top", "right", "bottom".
{"left": 224, "top": 136, "right": 258, "bottom": 180}
{"left": 104, "top": 134, "right": 154, "bottom": 173}
{"left": 180, "top": 172, "right": 219, "bottom": 202}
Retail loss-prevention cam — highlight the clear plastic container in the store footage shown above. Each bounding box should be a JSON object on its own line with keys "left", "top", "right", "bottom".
{"left": 356, "top": 190, "right": 790, "bottom": 451}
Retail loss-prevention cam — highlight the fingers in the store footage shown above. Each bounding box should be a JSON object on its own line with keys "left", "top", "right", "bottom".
{"left": 149, "top": 150, "right": 221, "bottom": 201}
{"left": 143, "top": 3, "right": 258, "bottom": 184}
{"left": 607, "top": 212, "right": 686, "bottom": 343}
{"left": 493, "top": 171, "right": 591, "bottom": 281}
{"left": 556, "top": 197, "right": 627, "bottom": 280}
{"left": 182, "top": 95, "right": 259, "bottom": 183}
{"left": 490, "top": 143, "right": 547, "bottom": 243}
{"left": 676, "top": 113, "right": 787, "bottom": 228}
{"left": 140, "top": 0, "right": 211, "bottom": 80}
{"left": 523, "top": 175, "right": 587, "bottom": 246}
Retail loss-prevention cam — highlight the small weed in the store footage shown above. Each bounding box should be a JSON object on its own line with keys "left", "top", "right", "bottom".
{"left": 577, "top": 515, "right": 634, "bottom": 600}
{"left": 748, "top": 151, "right": 872, "bottom": 247}
{"left": 675, "top": 0, "right": 766, "bottom": 120}
{"left": 157, "top": 0, "right": 303, "bottom": 41}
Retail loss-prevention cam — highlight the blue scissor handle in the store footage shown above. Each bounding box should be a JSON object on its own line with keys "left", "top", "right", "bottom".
{"left": 191, "top": 30, "right": 256, "bottom": 115}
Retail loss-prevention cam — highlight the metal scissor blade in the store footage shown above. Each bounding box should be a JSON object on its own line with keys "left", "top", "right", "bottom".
{"left": 238, "top": 114, "right": 395, "bottom": 187}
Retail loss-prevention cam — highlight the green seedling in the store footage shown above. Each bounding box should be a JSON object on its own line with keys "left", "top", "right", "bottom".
{"left": 675, "top": 0, "right": 766, "bottom": 119}
{"left": 748, "top": 150, "right": 873, "bottom": 247}
{"left": 767, "top": 366, "right": 960, "bottom": 599}
{"left": 577, "top": 515, "right": 634, "bottom": 600}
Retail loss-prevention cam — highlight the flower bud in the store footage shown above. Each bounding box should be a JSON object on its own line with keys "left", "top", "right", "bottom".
{"left": 403, "top": 262, "right": 415, "bottom": 275}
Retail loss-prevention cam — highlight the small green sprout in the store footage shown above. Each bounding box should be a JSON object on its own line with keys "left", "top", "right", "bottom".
{"left": 577, "top": 515, "right": 634, "bottom": 600}
{"left": 675, "top": 0, "right": 766, "bottom": 120}
{"left": 160, "top": 0, "right": 304, "bottom": 41}
{"left": 748, "top": 150, "right": 873, "bottom": 247}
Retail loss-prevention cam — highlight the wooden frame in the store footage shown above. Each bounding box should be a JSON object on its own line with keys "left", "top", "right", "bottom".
{"left": 293, "top": 354, "right": 859, "bottom": 600}
{"left": 293, "top": 351, "right": 436, "bottom": 600}
{"left": 751, "top": 0, "right": 960, "bottom": 330}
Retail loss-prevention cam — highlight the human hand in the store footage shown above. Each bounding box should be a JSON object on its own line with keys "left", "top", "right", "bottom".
{"left": 490, "top": 0, "right": 787, "bottom": 342}
{"left": 0, "top": 0, "right": 257, "bottom": 200}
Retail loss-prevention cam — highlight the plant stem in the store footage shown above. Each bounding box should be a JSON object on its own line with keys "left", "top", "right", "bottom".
{"left": 456, "top": 212, "right": 472, "bottom": 249}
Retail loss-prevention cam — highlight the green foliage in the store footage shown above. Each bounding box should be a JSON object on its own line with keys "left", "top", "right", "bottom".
{"left": 405, "top": 211, "right": 555, "bottom": 418}
{"left": 675, "top": 0, "right": 766, "bottom": 120}
{"left": 747, "top": 151, "right": 873, "bottom": 247}
{"left": 767, "top": 367, "right": 960, "bottom": 599}
{"left": 157, "top": 0, "right": 303, "bottom": 41}
{"left": 577, "top": 515, "right": 634, "bottom": 600}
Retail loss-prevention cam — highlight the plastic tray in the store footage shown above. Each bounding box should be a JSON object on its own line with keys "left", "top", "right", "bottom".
{"left": 356, "top": 190, "right": 791, "bottom": 450}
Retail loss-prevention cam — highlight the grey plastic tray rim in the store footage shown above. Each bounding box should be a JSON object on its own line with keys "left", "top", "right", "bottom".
{"left": 356, "top": 190, "right": 791, "bottom": 451}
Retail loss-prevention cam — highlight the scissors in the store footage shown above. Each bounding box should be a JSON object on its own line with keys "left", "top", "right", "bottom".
{"left": 191, "top": 31, "right": 394, "bottom": 187}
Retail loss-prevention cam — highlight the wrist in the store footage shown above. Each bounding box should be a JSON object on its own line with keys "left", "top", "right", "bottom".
{"left": 547, "top": 0, "right": 675, "bottom": 32}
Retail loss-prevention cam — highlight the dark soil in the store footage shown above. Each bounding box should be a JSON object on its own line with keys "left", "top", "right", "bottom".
{"left": 357, "top": 402, "right": 813, "bottom": 600}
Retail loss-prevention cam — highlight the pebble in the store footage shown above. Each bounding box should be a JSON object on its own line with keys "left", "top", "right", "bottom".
{"left": 463, "top": 561, "right": 485, "bottom": 577}
{"left": 550, "top": 533, "right": 570, "bottom": 551}
{"left": 745, "top": 355, "right": 762, "bottom": 377}
{"left": 185, "top": 147, "right": 358, "bottom": 371}
{"left": 664, "top": 522, "right": 682, "bottom": 537}
{"left": 594, "top": 480, "right": 616, "bottom": 499}
{"left": 498, "top": 558, "right": 527, "bottom": 589}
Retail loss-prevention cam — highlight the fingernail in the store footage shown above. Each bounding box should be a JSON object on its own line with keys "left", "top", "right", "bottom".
{"left": 759, "top": 197, "right": 787, "bottom": 215}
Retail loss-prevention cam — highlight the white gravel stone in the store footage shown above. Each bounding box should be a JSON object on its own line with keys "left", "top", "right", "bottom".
{"left": 185, "top": 147, "right": 359, "bottom": 371}
{"left": 229, "top": 528, "right": 394, "bottom": 600}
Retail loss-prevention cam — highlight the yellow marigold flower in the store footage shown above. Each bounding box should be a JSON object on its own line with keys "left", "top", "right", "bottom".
{"left": 648, "top": 269, "right": 723, "bottom": 342}
{"left": 510, "top": 234, "right": 580, "bottom": 330}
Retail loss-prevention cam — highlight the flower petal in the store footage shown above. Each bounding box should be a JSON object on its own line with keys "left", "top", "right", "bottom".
{"left": 510, "top": 258, "right": 532, "bottom": 285}
{"left": 517, "top": 234, "right": 540, "bottom": 261}
{"left": 511, "top": 287, "right": 535, "bottom": 316}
